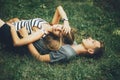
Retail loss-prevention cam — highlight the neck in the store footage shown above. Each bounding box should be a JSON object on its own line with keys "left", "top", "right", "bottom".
{"left": 71, "top": 44, "right": 87, "bottom": 55}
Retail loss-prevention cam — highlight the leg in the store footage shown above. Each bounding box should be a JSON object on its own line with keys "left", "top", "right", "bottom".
{"left": 0, "top": 19, "right": 5, "bottom": 28}
{"left": 0, "top": 20, "right": 13, "bottom": 46}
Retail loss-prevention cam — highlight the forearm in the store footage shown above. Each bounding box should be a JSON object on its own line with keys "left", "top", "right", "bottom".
{"left": 7, "top": 23, "right": 45, "bottom": 46}
{"left": 57, "top": 6, "right": 68, "bottom": 20}
{"left": 28, "top": 44, "right": 42, "bottom": 60}
{"left": 51, "top": 6, "right": 68, "bottom": 24}
{"left": 13, "top": 29, "right": 45, "bottom": 46}
{"left": 57, "top": 6, "right": 70, "bottom": 28}
{"left": 28, "top": 43, "right": 50, "bottom": 62}
{"left": 51, "top": 8, "right": 61, "bottom": 24}
{"left": 8, "top": 23, "right": 21, "bottom": 45}
{"left": 57, "top": 6, "right": 71, "bottom": 34}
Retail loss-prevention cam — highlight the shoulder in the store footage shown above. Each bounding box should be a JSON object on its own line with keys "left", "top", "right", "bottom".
{"left": 49, "top": 45, "right": 77, "bottom": 63}
{"left": 32, "top": 18, "right": 47, "bottom": 22}
{"left": 61, "top": 45, "right": 77, "bottom": 59}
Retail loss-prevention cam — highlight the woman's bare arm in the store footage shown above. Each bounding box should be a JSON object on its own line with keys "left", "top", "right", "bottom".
{"left": 51, "top": 7, "right": 61, "bottom": 24}
{"left": 51, "top": 6, "right": 71, "bottom": 33}
{"left": 19, "top": 27, "right": 50, "bottom": 62}
{"left": 28, "top": 43, "right": 50, "bottom": 62}
{"left": 7, "top": 18, "right": 20, "bottom": 23}
{"left": 7, "top": 23, "right": 46, "bottom": 46}
{"left": 51, "top": 5, "right": 68, "bottom": 24}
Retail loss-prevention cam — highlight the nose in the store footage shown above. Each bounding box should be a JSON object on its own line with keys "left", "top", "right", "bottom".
{"left": 88, "top": 37, "right": 92, "bottom": 40}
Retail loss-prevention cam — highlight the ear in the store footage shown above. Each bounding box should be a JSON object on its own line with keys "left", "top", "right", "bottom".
{"left": 87, "top": 49, "right": 94, "bottom": 54}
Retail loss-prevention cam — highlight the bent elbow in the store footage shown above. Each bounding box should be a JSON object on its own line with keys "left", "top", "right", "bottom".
{"left": 13, "top": 41, "right": 20, "bottom": 47}
{"left": 13, "top": 42, "right": 18, "bottom": 47}
{"left": 58, "top": 5, "right": 62, "bottom": 8}
{"left": 57, "top": 5, "right": 62, "bottom": 10}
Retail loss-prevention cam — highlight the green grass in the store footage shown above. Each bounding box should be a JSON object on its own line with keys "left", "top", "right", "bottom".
{"left": 0, "top": 0, "right": 120, "bottom": 80}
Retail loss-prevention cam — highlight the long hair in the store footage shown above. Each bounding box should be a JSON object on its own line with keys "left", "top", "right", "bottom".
{"left": 43, "top": 28, "right": 75, "bottom": 50}
{"left": 63, "top": 28, "right": 75, "bottom": 45}
{"left": 43, "top": 33, "right": 63, "bottom": 50}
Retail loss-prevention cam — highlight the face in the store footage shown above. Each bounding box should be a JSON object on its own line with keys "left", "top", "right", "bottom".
{"left": 52, "top": 24, "right": 63, "bottom": 37}
{"left": 82, "top": 37, "right": 100, "bottom": 53}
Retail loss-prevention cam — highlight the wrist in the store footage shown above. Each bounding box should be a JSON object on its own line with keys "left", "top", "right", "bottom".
{"left": 47, "top": 27, "right": 52, "bottom": 32}
{"left": 62, "top": 18, "right": 68, "bottom": 22}
{"left": 10, "top": 26, "right": 15, "bottom": 31}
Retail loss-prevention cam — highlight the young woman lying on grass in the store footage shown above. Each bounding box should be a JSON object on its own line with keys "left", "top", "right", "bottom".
{"left": 6, "top": 6, "right": 73, "bottom": 46}
{"left": 0, "top": 21, "right": 104, "bottom": 63}
{"left": 0, "top": 6, "right": 104, "bottom": 63}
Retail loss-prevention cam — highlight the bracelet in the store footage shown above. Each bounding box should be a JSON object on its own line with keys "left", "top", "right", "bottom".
{"left": 61, "top": 18, "right": 68, "bottom": 21}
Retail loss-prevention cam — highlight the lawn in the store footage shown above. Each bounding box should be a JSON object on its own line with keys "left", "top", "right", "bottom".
{"left": 0, "top": 0, "right": 120, "bottom": 80}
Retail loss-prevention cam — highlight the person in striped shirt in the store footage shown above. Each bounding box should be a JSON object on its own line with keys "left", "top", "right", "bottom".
{"left": 0, "top": 6, "right": 104, "bottom": 63}
{"left": 10, "top": 18, "right": 48, "bottom": 34}
{"left": 7, "top": 5, "right": 71, "bottom": 39}
{"left": 5, "top": 5, "right": 73, "bottom": 47}
{"left": 0, "top": 20, "right": 104, "bottom": 63}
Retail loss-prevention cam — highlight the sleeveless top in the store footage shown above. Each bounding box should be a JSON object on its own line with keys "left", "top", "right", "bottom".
{"left": 12, "top": 18, "right": 47, "bottom": 34}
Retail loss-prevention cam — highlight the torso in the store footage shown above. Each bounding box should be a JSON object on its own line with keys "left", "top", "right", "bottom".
{"left": 12, "top": 18, "right": 48, "bottom": 34}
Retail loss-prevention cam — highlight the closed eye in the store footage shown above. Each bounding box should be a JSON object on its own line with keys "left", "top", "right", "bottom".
{"left": 92, "top": 40, "right": 95, "bottom": 43}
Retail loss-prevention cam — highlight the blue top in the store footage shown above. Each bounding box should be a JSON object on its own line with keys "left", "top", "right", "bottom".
{"left": 33, "top": 39, "right": 77, "bottom": 63}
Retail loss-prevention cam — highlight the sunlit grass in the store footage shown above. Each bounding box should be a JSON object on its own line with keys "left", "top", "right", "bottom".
{"left": 0, "top": 0, "right": 120, "bottom": 80}
{"left": 113, "top": 28, "right": 120, "bottom": 35}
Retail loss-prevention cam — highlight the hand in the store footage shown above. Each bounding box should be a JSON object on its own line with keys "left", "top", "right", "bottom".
{"left": 63, "top": 21, "right": 71, "bottom": 35}
{"left": 52, "top": 24, "right": 62, "bottom": 32}
{"left": 18, "top": 27, "right": 28, "bottom": 37}
{"left": 6, "top": 22, "right": 15, "bottom": 30}
{"left": 32, "top": 27, "right": 40, "bottom": 32}
{"left": 41, "top": 24, "right": 51, "bottom": 34}
{"left": 45, "top": 27, "right": 52, "bottom": 33}
{"left": 7, "top": 18, "right": 20, "bottom": 23}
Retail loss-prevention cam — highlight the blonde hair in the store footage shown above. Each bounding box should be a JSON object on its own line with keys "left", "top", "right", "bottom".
{"left": 63, "top": 28, "right": 75, "bottom": 45}
{"left": 43, "top": 28, "right": 75, "bottom": 50}
{"left": 43, "top": 33, "right": 63, "bottom": 50}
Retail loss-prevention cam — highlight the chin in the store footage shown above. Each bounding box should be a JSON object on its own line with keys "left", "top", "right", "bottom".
{"left": 82, "top": 39, "right": 86, "bottom": 43}
{"left": 81, "top": 40, "right": 87, "bottom": 48}
{"left": 82, "top": 39, "right": 84, "bottom": 42}
{"left": 81, "top": 40, "right": 85, "bottom": 45}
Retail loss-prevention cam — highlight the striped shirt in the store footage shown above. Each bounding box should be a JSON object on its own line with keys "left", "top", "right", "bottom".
{"left": 12, "top": 18, "right": 48, "bottom": 34}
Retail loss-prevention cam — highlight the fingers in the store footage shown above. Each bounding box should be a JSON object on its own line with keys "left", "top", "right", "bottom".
{"left": 32, "top": 27, "right": 40, "bottom": 31}
{"left": 52, "top": 25, "right": 62, "bottom": 31}
{"left": 18, "top": 27, "right": 28, "bottom": 37}
{"left": 62, "top": 25, "right": 71, "bottom": 35}
{"left": 52, "top": 24, "right": 71, "bottom": 35}
{"left": 56, "top": 27, "right": 62, "bottom": 31}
